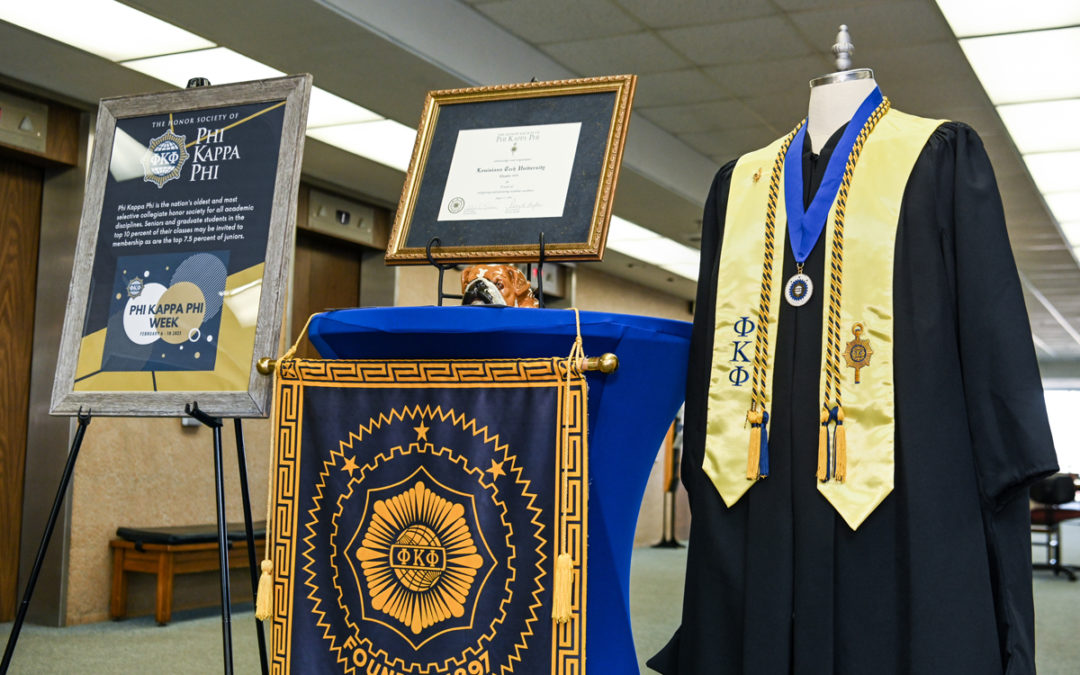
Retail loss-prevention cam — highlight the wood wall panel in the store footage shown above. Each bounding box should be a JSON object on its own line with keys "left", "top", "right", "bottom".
{"left": 290, "top": 229, "right": 362, "bottom": 359}
{"left": 0, "top": 156, "right": 43, "bottom": 620}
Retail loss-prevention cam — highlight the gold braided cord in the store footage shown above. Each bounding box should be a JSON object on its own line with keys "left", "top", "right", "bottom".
{"left": 822, "top": 97, "right": 891, "bottom": 411}
{"left": 749, "top": 122, "right": 804, "bottom": 413}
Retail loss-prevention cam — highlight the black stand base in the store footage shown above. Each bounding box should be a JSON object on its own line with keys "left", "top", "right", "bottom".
{"left": 185, "top": 402, "right": 234, "bottom": 675}
{"left": 232, "top": 418, "right": 270, "bottom": 674}
{"left": 651, "top": 490, "right": 684, "bottom": 549}
{"left": 651, "top": 538, "right": 685, "bottom": 549}
{"left": 1, "top": 409, "right": 92, "bottom": 675}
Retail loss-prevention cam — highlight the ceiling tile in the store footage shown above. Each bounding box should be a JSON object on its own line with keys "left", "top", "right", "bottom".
{"left": 742, "top": 88, "right": 810, "bottom": 131}
{"left": 933, "top": 106, "right": 1005, "bottom": 139}
{"left": 679, "top": 125, "right": 780, "bottom": 159}
{"left": 614, "top": 0, "right": 777, "bottom": 28}
{"left": 541, "top": 31, "right": 690, "bottom": 75}
{"left": 789, "top": 1, "right": 953, "bottom": 54}
{"left": 661, "top": 16, "right": 815, "bottom": 66}
{"left": 704, "top": 55, "right": 834, "bottom": 97}
{"left": 773, "top": 0, "right": 875, "bottom": 10}
{"left": 633, "top": 68, "right": 732, "bottom": 107}
{"left": 638, "top": 98, "right": 762, "bottom": 134}
{"left": 475, "top": 0, "right": 641, "bottom": 44}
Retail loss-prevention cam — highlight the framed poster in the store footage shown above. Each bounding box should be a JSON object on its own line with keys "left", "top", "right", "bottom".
{"left": 385, "top": 75, "right": 636, "bottom": 265}
{"left": 50, "top": 75, "right": 311, "bottom": 417}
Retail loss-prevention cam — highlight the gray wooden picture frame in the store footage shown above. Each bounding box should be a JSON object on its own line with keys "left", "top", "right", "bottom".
{"left": 50, "top": 75, "right": 311, "bottom": 418}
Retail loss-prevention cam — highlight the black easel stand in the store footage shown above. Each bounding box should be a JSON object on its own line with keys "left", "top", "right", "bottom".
{"left": 185, "top": 402, "right": 234, "bottom": 675}
{"left": 1, "top": 409, "right": 92, "bottom": 675}
{"left": 232, "top": 418, "right": 270, "bottom": 675}
{"left": 427, "top": 233, "right": 546, "bottom": 308}
{"left": 426, "top": 237, "right": 463, "bottom": 307}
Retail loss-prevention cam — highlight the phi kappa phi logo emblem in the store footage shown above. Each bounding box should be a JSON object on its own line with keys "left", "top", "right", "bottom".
{"left": 351, "top": 475, "right": 492, "bottom": 645}
{"left": 141, "top": 130, "right": 189, "bottom": 188}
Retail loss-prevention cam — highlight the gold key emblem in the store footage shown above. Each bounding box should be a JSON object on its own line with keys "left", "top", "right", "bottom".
{"left": 844, "top": 323, "right": 873, "bottom": 384}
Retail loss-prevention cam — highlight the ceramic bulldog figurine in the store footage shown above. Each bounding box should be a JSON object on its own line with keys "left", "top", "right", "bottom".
{"left": 460, "top": 264, "right": 539, "bottom": 308}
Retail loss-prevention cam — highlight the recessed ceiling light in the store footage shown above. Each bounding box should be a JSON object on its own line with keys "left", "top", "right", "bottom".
{"left": 1024, "top": 152, "right": 1080, "bottom": 195}
{"left": 960, "top": 27, "right": 1080, "bottom": 104}
{"left": 122, "top": 47, "right": 285, "bottom": 88}
{"left": 1044, "top": 192, "right": 1080, "bottom": 227}
{"left": 935, "top": 0, "right": 1080, "bottom": 38}
{"left": 0, "top": 0, "right": 214, "bottom": 62}
{"left": 307, "top": 89, "right": 382, "bottom": 128}
{"left": 306, "top": 120, "right": 416, "bottom": 172}
{"left": 1060, "top": 221, "right": 1080, "bottom": 247}
{"left": 998, "top": 100, "right": 1080, "bottom": 154}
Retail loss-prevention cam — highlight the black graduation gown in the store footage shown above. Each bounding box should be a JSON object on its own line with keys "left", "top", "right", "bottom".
{"left": 648, "top": 122, "right": 1059, "bottom": 675}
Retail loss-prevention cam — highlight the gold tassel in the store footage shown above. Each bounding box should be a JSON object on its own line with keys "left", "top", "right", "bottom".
{"left": 552, "top": 309, "right": 584, "bottom": 625}
{"left": 817, "top": 409, "right": 829, "bottom": 481}
{"left": 255, "top": 559, "right": 274, "bottom": 620}
{"left": 552, "top": 552, "right": 573, "bottom": 623}
{"left": 834, "top": 407, "right": 847, "bottom": 482}
{"left": 746, "top": 410, "right": 763, "bottom": 480}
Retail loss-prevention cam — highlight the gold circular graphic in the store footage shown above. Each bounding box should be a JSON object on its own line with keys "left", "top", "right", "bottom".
{"left": 155, "top": 281, "right": 206, "bottom": 345}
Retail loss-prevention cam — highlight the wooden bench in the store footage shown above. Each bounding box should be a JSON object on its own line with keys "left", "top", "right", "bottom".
{"left": 109, "top": 522, "right": 265, "bottom": 625}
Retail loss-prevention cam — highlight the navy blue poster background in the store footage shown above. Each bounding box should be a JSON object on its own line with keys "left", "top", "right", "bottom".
{"left": 293, "top": 384, "right": 557, "bottom": 674}
{"left": 81, "top": 100, "right": 284, "bottom": 374}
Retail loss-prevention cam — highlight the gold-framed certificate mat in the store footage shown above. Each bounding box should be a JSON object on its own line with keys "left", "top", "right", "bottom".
{"left": 51, "top": 75, "right": 311, "bottom": 417}
{"left": 386, "top": 75, "right": 636, "bottom": 264}
{"left": 267, "top": 358, "right": 588, "bottom": 674}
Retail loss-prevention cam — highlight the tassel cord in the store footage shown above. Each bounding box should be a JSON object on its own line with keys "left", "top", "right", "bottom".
{"left": 255, "top": 313, "right": 324, "bottom": 620}
{"left": 553, "top": 308, "right": 586, "bottom": 623}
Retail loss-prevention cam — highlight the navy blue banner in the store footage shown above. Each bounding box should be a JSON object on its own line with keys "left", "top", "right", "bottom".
{"left": 270, "top": 359, "right": 587, "bottom": 675}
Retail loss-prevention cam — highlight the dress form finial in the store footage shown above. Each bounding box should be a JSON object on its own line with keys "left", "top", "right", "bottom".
{"left": 833, "top": 24, "right": 854, "bottom": 71}
{"left": 809, "top": 25, "right": 874, "bottom": 88}
{"left": 806, "top": 25, "right": 878, "bottom": 152}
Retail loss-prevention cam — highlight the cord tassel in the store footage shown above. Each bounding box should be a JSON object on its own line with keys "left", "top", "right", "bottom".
{"left": 552, "top": 552, "right": 573, "bottom": 623}
{"left": 834, "top": 407, "right": 847, "bottom": 482}
{"left": 746, "top": 410, "right": 763, "bottom": 479}
{"left": 757, "top": 411, "right": 770, "bottom": 477}
{"left": 817, "top": 409, "right": 830, "bottom": 481}
{"left": 255, "top": 560, "right": 274, "bottom": 620}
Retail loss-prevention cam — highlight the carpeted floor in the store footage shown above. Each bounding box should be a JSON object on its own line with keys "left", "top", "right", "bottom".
{"left": 2, "top": 521, "right": 1078, "bottom": 673}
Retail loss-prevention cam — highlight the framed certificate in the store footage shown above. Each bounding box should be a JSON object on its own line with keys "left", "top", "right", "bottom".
{"left": 385, "top": 75, "right": 636, "bottom": 264}
{"left": 50, "top": 75, "right": 311, "bottom": 417}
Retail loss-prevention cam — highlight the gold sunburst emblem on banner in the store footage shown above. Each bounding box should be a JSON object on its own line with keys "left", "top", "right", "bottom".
{"left": 356, "top": 480, "right": 485, "bottom": 635}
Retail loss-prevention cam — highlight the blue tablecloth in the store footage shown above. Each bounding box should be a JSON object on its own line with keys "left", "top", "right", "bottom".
{"left": 309, "top": 306, "right": 691, "bottom": 672}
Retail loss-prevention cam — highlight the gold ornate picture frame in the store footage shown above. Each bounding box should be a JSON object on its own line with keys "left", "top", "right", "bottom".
{"left": 50, "top": 75, "right": 311, "bottom": 418}
{"left": 386, "top": 75, "right": 636, "bottom": 265}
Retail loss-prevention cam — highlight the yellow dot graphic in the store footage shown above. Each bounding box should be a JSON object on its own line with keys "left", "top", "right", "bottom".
{"left": 155, "top": 282, "right": 207, "bottom": 345}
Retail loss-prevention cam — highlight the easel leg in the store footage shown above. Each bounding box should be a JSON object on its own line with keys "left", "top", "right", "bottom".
{"left": 186, "top": 403, "right": 233, "bottom": 675}
{"left": 1, "top": 409, "right": 91, "bottom": 675}
{"left": 233, "top": 419, "right": 269, "bottom": 675}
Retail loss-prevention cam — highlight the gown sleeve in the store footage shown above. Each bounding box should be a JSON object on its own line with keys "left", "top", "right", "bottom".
{"left": 937, "top": 124, "right": 1059, "bottom": 507}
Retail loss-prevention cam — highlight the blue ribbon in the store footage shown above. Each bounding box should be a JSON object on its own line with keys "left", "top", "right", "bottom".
{"left": 783, "top": 87, "right": 884, "bottom": 264}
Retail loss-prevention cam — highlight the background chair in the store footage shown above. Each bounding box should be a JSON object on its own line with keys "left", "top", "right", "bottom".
{"left": 1030, "top": 473, "right": 1080, "bottom": 581}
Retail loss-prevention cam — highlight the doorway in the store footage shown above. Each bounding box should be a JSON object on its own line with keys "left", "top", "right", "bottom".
{"left": 0, "top": 155, "right": 43, "bottom": 620}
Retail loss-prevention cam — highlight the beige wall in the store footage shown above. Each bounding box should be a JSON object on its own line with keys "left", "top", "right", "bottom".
{"left": 66, "top": 417, "right": 270, "bottom": 624}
